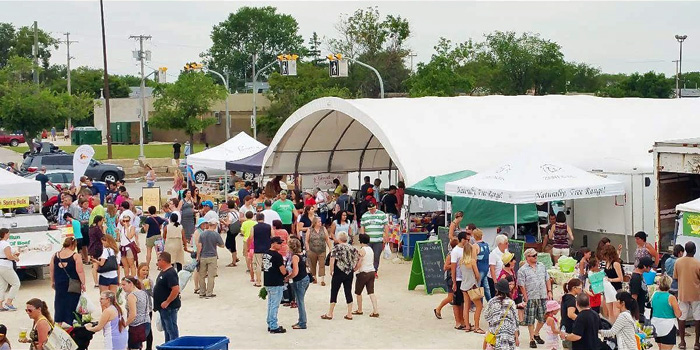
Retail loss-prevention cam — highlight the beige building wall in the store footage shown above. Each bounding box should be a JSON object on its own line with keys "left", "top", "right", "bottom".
{"left": 93, "top": 93, "right": 271, "bottom": 145}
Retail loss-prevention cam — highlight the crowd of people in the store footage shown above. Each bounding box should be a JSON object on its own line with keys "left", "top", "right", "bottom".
{"left": 5, "top": 168, "right": 700, "bottom": 350}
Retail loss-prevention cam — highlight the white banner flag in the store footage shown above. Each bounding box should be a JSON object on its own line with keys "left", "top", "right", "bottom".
{"left": 73, "top": 145, "right": 95, "bottom": 186}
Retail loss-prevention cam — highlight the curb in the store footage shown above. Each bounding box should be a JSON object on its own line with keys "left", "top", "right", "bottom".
{"left": 124, "top": 176, "right": 175, "bottom": 183}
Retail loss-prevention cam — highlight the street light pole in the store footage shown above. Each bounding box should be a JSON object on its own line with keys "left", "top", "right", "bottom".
{"left": 675, "top": 34, "right": 688, "bottom": 98}
{"left": 347, "top": 58, "right": 384, "bottom": 98}
{"left": 252, "top": 59, "right": 278, "bottom": 140}
{"left": 205, "top": 68, "right": 230, "bottom": 140}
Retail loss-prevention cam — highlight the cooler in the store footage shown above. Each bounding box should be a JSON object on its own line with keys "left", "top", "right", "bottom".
{"left": 401, "top": 232, "right": 429, "bottom": 258}
{"left": 156, "top": 336, "right": 229, "bottom": 350}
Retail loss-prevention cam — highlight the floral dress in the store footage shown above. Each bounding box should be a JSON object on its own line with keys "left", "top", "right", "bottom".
{"left": 105, "top": 213, "right": 118, "bottom": 240}
{"left": 329, "top": 243, "right": 358, "bottom": 275}
{"left": 484, "top": 297, "right": 519, "bottom": 350}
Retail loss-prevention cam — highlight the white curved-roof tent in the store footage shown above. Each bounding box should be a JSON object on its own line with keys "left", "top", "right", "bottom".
{"left": 262, "top": 95, "right": 700, "bottom": 186}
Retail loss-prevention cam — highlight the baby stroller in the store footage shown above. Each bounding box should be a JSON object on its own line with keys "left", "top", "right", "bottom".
{"left": 599, "top": 318, "right": 616, "bottom": 350}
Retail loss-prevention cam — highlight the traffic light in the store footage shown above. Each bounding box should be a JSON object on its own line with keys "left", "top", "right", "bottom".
{"left": 278, "top": 54, "right": 298, "bottom": 76}
{"left": 327, "top": 53, "right": 348, "bottom": 77}
{"left": 183, "top": 62, "right": 203, "bottom": 72}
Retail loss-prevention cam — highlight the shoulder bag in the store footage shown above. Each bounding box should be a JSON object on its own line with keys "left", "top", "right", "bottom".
{"left": 97, "top": 249, "right": 118, "bottom": 273}
{"left": 468, "top": 287, "right": 485, "bottom": 301}
{"left": 485, "top": 301, "right": 512, "bottom": 346}
{"left": 57, "top": 253, "right": 82, "bottom": 294}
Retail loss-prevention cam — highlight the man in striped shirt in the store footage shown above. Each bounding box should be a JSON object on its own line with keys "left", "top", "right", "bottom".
{"left": 360, "top": 202, "right": 389, "bottom": 277}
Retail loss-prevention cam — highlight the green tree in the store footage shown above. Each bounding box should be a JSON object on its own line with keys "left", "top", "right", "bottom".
{"left": 258, "top": 62, "right": 354, "bottom": 137}
{"left": 203, "top": 6, "right": 304, "bottom": 90}
{"left": 680, "top": 71, "right": 700, "bottom": 90}
{"left": 307, "top": 32, "right": 323, "bottom": 66}
{"left": 47, "top": 66, "right": 131, "bottom": 98}
{"left": 407, "top": 38, "right": 474, "bottom": 97}
{"left": 0, "top": 22, "right": 58, "bottom": 70}
{"left": 565, "top": 62, "right": 602, "bottom": 93}
{"left": 328, "top": 7, "right": 410, "bottom": 58}
{"left": 149, "top": 72, "right": 227, "bottom": 144}
{"left": 598, "top": 71, "right": 673, "bottom": 98}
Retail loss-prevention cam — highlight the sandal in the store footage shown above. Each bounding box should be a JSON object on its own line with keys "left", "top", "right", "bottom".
{"left": 194, "top": 288, "right": 199, "bottom": 294}
{"left": 226, "top": 263, "right": 236, "bottom": 267}
{"left": 434, "top": 309, "right": 442, "bottom": 319}
{"left": 292, "top": 324, "right": 305, "bottom": 330}
{"left": 454, "top": 325, "right": 466, "bottom": 330}
{"left": 320, "top": 314, "right": 332, "bottom": 320}
{"left": 369, "top": 312, "right": 379, "bottom": 318}
{"left": 254, "top": 283, "right": 262, "bottom": 287}
{"left": 344, "top": 315, "right": 353, "bottom": 320}
{"left": 352, "top": 310, "right": 363, "bottom": 315}
{"left": 678, "top": 344, "right": 686, "bottom": 350}
{"left": 473, "top": 328, "right": 485, "bottom": 334}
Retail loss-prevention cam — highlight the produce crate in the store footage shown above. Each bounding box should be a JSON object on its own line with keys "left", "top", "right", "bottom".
{"left": 156, "top": 336, "right": 229, "bottom": 350}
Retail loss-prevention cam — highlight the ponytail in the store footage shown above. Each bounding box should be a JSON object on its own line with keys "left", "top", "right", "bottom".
{"left": 563, "top": 278, "right": 582, "bottom": 294}
{"left": 26, "top": 298, "right": 54, "bottom": 326}
{"left": 616, "top": 291, "right": 640, "bottom": 320}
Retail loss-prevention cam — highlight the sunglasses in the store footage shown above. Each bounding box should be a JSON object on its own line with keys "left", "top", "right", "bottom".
{"left": 25, "top": 308, "right": 36, "bottom": 313}
{"left": 528, "top": 254, "right": 537, "bottom": 257}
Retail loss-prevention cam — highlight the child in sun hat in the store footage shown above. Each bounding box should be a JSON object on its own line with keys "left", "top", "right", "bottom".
{"left": 544, "top": 300, "right": 562, "bottom": 350}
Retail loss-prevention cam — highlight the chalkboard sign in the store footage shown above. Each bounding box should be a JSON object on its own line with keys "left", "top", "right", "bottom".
{"left": 408, "top": 240, "right": 447, "bottom": 295}
{"left": 437, "top": 226, "right": 450, "bottom": 256}
{"left": 508, "top": 239, "right": 525, "bottom": 275}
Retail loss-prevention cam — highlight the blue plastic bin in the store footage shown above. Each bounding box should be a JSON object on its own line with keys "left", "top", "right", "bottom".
{"left": 643, "top": 271, "right": 656, "bottom": 285}
{"left": 156, "top": 336, "right": 229, "bottom": 350}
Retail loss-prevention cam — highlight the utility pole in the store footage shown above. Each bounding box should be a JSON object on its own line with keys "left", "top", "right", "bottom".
{"left": 60, "top": 33, "right": 78, "bottom": 131}
{"left": 33, "top": 21, "right": 39, "bottom": 84}
{"left": 408, "top": 51, "right": 417, "bottom": 74}
{"left": 100, "top": 0, "right": 113, "bottom": 159}
{"left": 251, "top": 53, "right": 257, "bottom": 140}
{"left": 224, "top": 68, "right": 231, "bottom": 140}
{"left": 675, "top": 34, "right": 688, "bottom": 98}
{"left": 129, "top": 34, "right": 151, "bottom": 159}
{"left": 673, "top": 60, "right": 680, "bottom": 98}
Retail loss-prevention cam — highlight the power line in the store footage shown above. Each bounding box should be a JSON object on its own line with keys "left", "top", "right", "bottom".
{"left": 129, "top": 34, "right": 151, "bottom": 159}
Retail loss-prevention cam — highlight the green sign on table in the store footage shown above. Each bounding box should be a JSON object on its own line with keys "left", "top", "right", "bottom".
{"left": 683, "top": 212, "right": 700, "bottom": 238}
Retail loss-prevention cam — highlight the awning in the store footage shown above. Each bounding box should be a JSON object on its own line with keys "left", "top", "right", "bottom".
{"left": 0, "top": 168, "right": 41, "bottom": 198}
{"left": 677, "top": 198, "right": 700, "bottom": 213}
{"left": 225, "top": 147, "right": 267, "bottom": 174}
{"left": 407, "top": 170, "right": 538, "bottom": 226}
{"left": 445, "top": 156, "right": 626, "bottom": 204}
{"left": 187, "top": 132, "right": 265, "bottom": 170}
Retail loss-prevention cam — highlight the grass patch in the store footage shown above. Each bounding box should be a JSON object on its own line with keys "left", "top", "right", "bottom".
{"left": 8, "top": 144, "right": 207, "bottom": 160}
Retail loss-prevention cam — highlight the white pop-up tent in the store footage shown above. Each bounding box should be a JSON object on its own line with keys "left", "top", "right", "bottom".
{"left": 445, "top": 155, "right": 626, "bottom": 241}
{"left": 186, "top": 132, "right": 266, "bottom": 170}
{"left": 0, "top": 168, "right": 41, "bottom": 197}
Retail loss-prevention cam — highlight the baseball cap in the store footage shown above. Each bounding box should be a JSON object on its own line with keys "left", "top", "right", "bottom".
{"left": 367, "top": 201, "right": 376, "bottom": 209}
{"left": 280, "top": 190, "right": 288, "bottom": 195}
{"left": 201, "top": 200, "right": 214, "bottom": 208}
{"left": 524, "top": 248, "right": 538, "bottom": 257}
{"left": 271, "top": 236, "right": 284, "bottom": 244}
{"left": 196, "top": 218, "right": 207, "bottom": 228}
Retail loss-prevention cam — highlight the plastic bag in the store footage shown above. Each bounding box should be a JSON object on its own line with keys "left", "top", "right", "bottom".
{"left": 382, "top": 243, "right": 392, "bottom": 259}
{"left": 155, "top": 238, "right": 165, "bottom": 254}
{"left": 178, "top": 269, "right": 193, "bottom": 291}
{"left": 76, "top": 292, "right": 96, "bottom": 315}
{"left": 558, "top": 256, "right": 577, "bottom": 273}
{"left": 154, "top": 311, "right": 163, "bottom": 332}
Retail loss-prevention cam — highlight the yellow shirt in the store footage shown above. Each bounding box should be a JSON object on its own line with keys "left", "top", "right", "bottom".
{"left": 241, "top": 220, "right": 256, "bottom": 241}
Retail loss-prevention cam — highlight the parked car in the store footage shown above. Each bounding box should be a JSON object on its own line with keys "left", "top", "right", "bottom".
{"left": 23, "top": 170, "right": 78, "bottom": 198}
{"left": 0, "top": 130, "right": 25, "bottom": 147}
{"left": 179, "top": 160, "right": 256, "bottom": 184}
{"left": 21, "top": 153, "right": 125, "bottom": 182}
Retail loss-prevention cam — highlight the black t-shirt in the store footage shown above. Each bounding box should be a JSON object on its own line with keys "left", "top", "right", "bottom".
{"left": 382, "top": 194, "right": 398, "bottom": 215}
{"left": 293, "top": 253, "right": 308, "bottom": 282}
{"left": 36, "top": 173, "right": 49, "bottom": 193}
{"left": 173, "top": 143, "right": 181, "bottom": 153}
{"left": 263, "top": 249, "right": 285, "bottom": 286}
{"left": 571, "top": 309, "right": 601, "bottom": 350}
{"left": 629, "top": 272, "right": 647, "bottom": 317}
{"left": 360, "top": 183, "right": 372, "bottom": 197}
{"left": 153, "top": 267, "right": 181, "bottom": 311}
{"left": 561, "top": 294, "right": 578, "bottom": 332}
{"left": 253, "top": 222, "right": 272, "bottom": 253}
{"left": 146, "top": 216, "right": 166, "bottom": 238}
{"left": 299, "top": 215, "right": 312, "bottom": 229}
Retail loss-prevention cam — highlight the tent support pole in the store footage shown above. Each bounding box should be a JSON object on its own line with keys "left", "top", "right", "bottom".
{"left": 327, "top": 119, "right": 356, "bottom": 173}
{"left": 514, "top": 204, "right": 518, "bottom": 239}
{"left": 357, "top": 134, "right": 375, "bottom": 192}
{"left": 224, "top": 171, "right": 228, "bottom": 202}
{"left": 445, "top": 194, "right": 450, "bottom": 224}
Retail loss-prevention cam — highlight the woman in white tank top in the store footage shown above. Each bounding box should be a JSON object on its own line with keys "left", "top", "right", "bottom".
{"left": 353, "top": 233, "right": 379, "bottom": 317}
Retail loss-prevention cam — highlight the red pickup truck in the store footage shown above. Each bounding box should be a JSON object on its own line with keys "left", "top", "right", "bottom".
{"left": 0, "top": 130, "right": 25, "bottom": 146}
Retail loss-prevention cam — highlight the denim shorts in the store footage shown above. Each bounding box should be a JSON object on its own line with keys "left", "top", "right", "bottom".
{"left": 99, "top": 275, "right": 119, "bottom": 286}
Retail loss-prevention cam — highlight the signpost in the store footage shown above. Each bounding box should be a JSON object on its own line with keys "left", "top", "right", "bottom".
{"left": 142, "top": 187, "right": 161, "bottom": 213}
{"left": 408, "top": 240, "right": 447, "bottom": 294}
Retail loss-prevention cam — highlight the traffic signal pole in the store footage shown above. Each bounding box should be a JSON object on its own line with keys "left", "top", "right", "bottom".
{"left": 251, "top": 59, "right": 279, "bottom": 140}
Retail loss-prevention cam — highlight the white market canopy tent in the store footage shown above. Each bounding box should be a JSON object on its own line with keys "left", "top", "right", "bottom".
{"left": 263, "top": 96, "right": 700, "bottom": 187}
{"left": 444, "top": 156, "right": 626, "bottom": 204}
{"left": 187, "top": 132, "right": 266, "bottom": 170}
{"left": 0, "top": 168, "right": 40, "bottom": 197}
{"left": 676, "top": 198, "right": 700, "bottom": 213}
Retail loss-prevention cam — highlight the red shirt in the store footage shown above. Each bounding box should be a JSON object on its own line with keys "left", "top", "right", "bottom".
{"left": 589, "top": 292, "right": 602, "bottom": 308}
{"left": 304, "top": 197, "right": 316, "bottom": 206}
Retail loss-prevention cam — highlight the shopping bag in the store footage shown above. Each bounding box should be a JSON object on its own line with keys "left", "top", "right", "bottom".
{"left": 178, "top": 269, "right": 192, "bottom": 290}
{"left": 45, "top": 326, "right": 78, "bottom": 350}
{"left": 76, "top": 293, "right": 96, "bottom": 315}
{"left": 154, "top": 238, "right": 165, "bottom": 254}
{"left": 382, "top": 243, "right": 392, "bottom": 259}
{"left": 154, "top": 311, "right": 163, "bottom": 332}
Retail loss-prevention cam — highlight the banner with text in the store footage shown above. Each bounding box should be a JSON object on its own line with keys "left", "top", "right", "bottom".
{"left": 73, "top": 145, "right": 95, "bottom": 186}
{"left": 683, "top": 211, "right": 700, "bottom": 238}
{"left": 301, "top": 173, "right": 348, "bottom": 191}
{"left": 9, "top": 229, "right": 65, "bottom": 267}
{"left": 0, "top": 196, "right": 29, "bottom": 209}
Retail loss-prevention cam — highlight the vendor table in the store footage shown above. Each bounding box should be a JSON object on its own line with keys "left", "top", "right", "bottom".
{"left": 401, "top": 232, "right": 429, "bottom": 258}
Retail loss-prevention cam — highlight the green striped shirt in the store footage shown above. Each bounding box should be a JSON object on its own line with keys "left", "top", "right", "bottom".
{"left": 361, "top": 210, "right": 388, "bottom": 243}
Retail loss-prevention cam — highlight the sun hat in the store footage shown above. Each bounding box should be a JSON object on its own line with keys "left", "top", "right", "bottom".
{"left": 502, "top": 251, "right": 515, "bottom": 265}
{"left": 495, "top": 279, "right": 510, "bottom": 294}
{"left": 201, "top": 200, "right": 214, "bottom": 208}
{"left": 196, "top": 218, "right": 207, "bottom": 228}
{"left": 546, "top": 300, "right": 561, "bottom": 313}
{"left": 524, "top": 248, "right": 538, "bottom": 258}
